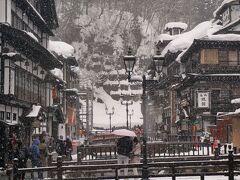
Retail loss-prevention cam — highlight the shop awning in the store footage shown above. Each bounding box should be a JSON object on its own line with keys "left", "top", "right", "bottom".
{"left": 26, "top": 105, "right": 41, "bottom": 117}
{"left": 0, "top": 120, "right": 19, "bottom": 126}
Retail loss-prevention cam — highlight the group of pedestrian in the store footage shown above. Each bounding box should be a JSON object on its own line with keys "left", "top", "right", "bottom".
{"left": 56, "top": 136, "right": 73, "bottom": 160}
{"left": 116, "top": 136, "right": 141, "bottom": 179}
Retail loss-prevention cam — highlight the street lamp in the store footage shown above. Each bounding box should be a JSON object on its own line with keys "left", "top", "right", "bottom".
{"left": 123, "top": 47, "right": 136, "bottom": 81}
{"left": 153, "top": 47, "right": 164, "bottom": 74}
{"left": 120, "top": 94, "right": 133, "bottom": 129}
{"left": 128, "top": 109, "right": 134, "bottom": 129}
{"left": 123, "top": 47, "right": 164, "bottom": 180}
{"left": 105, "top": 106, "right": 115, "bottom": 132}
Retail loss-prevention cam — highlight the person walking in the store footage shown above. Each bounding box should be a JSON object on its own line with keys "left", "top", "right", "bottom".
{"left": 116, "top": 136, "right": 133, "bottom": 177}
{"left": 39, "top": 139, "right": 48, "bottom": 166}
{"left": 13, "top": 140, "right": 29, "bottom": 180}
{"left": 130, "top": 137, "right": 141, "bottom": 178}
{"left": 65, "top": 137, "right": 73, "bottom": 161}
{"left": 56, "top": 136, "right": 66, "bottom": 156}
{"left": 31, "top": 138, "right": 41, "bottom": 179}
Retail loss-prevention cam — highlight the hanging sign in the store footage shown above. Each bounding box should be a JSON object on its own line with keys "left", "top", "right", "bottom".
{"left": 197, "top": 91, "right": 210, "bottom": 108}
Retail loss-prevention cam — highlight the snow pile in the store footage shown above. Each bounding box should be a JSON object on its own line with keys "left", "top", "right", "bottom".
{"left": 164, "top": 22, "right": 188, "bottom": 31}
{"left": 26, "top": 105, "right": 41, "bottom": 117}
{"left": 161, "top": 21, "right": 221, "bottom": 57}
{"left": 231, "top": 98, "right": 240, "bottom": 104}
{"left": 157, "top": 33, "right": 179, "bottom": 43}
{"left": 48, "top": 40, "right": 75, "bottom": 58}
{"left": 50, "top": 68, "right": 64, "bottom": 81}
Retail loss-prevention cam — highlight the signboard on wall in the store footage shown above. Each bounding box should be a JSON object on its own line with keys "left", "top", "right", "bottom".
{"left": 197, "top": 91, "right": 210, "bottom": 109}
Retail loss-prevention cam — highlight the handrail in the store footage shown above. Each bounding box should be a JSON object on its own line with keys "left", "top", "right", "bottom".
{"left": 11, "top": 150, "right": 239, "bottom": 180}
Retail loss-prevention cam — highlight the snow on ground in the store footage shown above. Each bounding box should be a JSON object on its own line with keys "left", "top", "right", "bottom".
{"left": 93, "top": 87, "right": 143, "bottom": 128}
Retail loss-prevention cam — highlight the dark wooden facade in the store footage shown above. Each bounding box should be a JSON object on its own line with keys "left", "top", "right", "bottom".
{"left": 0, "top": 0, "right": 65, "bottom": 167}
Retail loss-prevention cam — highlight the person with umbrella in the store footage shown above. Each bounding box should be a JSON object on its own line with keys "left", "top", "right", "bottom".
{"left": 112, "top": 129, "right": 136, "bottom": 178}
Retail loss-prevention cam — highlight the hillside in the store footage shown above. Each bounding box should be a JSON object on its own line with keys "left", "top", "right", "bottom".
{"left": 54, "top": 0, "right": 223, "bottom": 128}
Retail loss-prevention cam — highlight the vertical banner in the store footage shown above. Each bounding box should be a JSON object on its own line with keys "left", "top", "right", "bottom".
{"left": 67, "top": 107, "right": 76, "bottom": 125}
{"left": 197, "top": 91, "right": 210, "bottom": 109}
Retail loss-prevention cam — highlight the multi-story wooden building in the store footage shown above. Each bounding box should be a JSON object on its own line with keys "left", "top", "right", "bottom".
{"left": 48, "top": 40, "right": 80, "bottom": 140}
{"left": 0, "top": 0, "right": 67, "bottom": 166}
{"left": 154, "top": 22, "right": 186, "bottom": 141}
{"left": 157, "top": 0, "right": 240, "bottom": 142}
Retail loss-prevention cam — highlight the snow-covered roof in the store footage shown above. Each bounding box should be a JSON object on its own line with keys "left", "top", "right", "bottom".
{"left": 50, "top": 68, "right": 64, "bottom": 81}
{"left": 213, "top": 0, "right": 237, "bottom": 17}
{"left": 23, "top": 31, "right": 38, "bottom": 42}
{"left": 161, "top": 22, "right": 208, "bottom": 56}
{"left": 26, "top": 105, "right": 41, "bottom": 117}
{"left": 110, "top": 89, "right": 142, "bottom": 95}
{"left": 26, "top": 1, "right": 47, "bottom": 24}
{"left": 213, "top": 18, "right": 240, "bottom": 34}
{"left": 65, "top": 88, "right": 79, "bottom": 93}
{"left": 221, "top": 108, "right": 240, "bottom": 116}
{"left": 188, "top": 73, "right": 240, "bottom": 77}
{"left": 2, "top": 52, "right": 20, "bottom": 57}
{"left": 206, "top": 33, "right": 240, "bottom": 41}
{"left": 231, "top": 98, "right": 240, "bottom": 104}
{"left": 164, "top": 22, "right": 188, "bottom": 31}
{"left": 103, "top": 80, "right": 119, "bottom": 85}
{"left": 161, "top": 21, "right": 222, "bottom": 60}
{"left": 157, "top": 33, "right": 179, "bottom": 43}
{"left": 48, "top": 40, "right": 75, "bottom": 59}
{"left": 71, "top": 66, "right": 81, "bottom": 75}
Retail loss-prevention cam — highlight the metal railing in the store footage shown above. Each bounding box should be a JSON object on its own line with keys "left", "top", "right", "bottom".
{"left": 9, "top": 150, "right": 240, "bottom": 180}
{"left": 77, "top": 141, "right": 213, "bottom": 160}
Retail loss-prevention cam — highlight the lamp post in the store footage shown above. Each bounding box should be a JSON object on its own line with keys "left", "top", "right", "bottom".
{"left": 120, "top": 95, "right": 133, "bottom": 129}
{"left": 105, "top": 106, "right": 115, "bottom": 132}
{"left": 123, "top": 46, "right": 164, "bottom": 180}
{"left": 128, "top": 109, "right": 134, "bottom": 129}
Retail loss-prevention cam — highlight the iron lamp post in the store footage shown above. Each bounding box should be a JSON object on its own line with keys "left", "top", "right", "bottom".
{"left": 120, "top": 94, "right": 133, "bottom": 129}
{"left": 123, "top": 47, "right": 136, "bottom": 81}
{"left": 123, "top": 46, "right": 164, "bottom": 180}
{"left": 105, "top": 106, "right": 115, "bottom": 132}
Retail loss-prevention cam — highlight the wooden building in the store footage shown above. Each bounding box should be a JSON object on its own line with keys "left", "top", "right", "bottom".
{"left": 156, "top": 0, "right": 240, "bottom": 142}
{"left": 0, "top": 0, "right": 67, "bottom": 166}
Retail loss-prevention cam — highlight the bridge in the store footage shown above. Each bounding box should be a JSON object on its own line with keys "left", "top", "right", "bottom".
{"left": 5, "top": 141, "right": 240, "bottom": 180}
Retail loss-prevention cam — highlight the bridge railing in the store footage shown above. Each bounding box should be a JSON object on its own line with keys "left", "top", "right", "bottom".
{"left": 77, "top": 141, "right": 215, "bottom": 160}
{"left": 10, "top": 150, "right": 240, "bottom": 180}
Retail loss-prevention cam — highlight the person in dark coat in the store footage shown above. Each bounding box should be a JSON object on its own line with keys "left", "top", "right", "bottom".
{"left": 56, "top": 136, "right": 66, "bottom": 156}
{"left": 31, "top": 138, "right": 40, "bottom": 167}
{"left": 31, "top": 138, "right": 42, "bottom": 179}
{"left": 65, "top": 137, "right": 73, "bottom": 160}
{"left": 116, "top": 136, "right": 133, "bottom": 176}
{"left": 15, "top": 140, "right": 29, "bottom": 180}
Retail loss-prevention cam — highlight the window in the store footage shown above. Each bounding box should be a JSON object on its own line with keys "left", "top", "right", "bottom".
{"left": 200, "top": 49, "right": 218, "bottom": 64}
{"left": 228, "top": 50, "right": 238, "bottom": 65}
{"left": 219, "top": 50, "right": 228, "bottom": 65}
{"left": 231, "top": 5, "right": 240, "bottom": 22}
{"left": 222, "top": 8, "right": 230, "bottom": 26}
{"left": 6, "top": 112, "right": 11, "bottom": 120}
{"left": 13, "top": 113, "right": 17, "bottom": 121}
{"left": 0, "top": 111, "right": 4, "bottom": 120}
